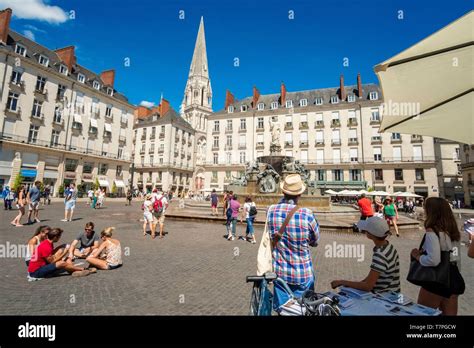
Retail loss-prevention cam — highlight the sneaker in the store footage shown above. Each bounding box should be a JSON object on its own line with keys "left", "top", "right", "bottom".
{"left": 230, "top": 236, "right": 235, "bottom": 241}
{"left": 60, "top": 219, "right": 68, "bottom": 222}
{"left": 226, "top": 234, "right": 233, "bottom": 240}
{"left": 251, "top": 239, "right": 257, "bottom": 244}
{"left": 72, "top": 270, "right": 91, "bottom": 277}
{"left": 35, "top": 218, "right": 41, "bottom": 223}
{"left": 27, "top": 275, "right": 42, "bottom": 282}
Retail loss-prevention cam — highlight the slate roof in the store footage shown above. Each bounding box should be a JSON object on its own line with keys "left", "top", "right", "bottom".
{"left": 134, "top": 108, "right": 195, "bottom": 134}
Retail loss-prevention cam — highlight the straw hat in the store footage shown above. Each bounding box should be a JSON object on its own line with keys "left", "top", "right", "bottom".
{"left": 280, "top": 174, "right": 306, "bottom": 196}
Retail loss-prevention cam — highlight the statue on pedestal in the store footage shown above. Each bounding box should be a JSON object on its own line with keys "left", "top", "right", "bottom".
{"left": 269, "top": 117, "right": 282, "bottom": 154}
{"left": 257, "top": 164, "right": 280, "bottom": 193}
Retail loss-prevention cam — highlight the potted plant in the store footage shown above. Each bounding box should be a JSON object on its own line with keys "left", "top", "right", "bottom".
{"left": 11, "top": 173, "right": 23, "bottom": 192}
{"left": 58, "top": 184, "right": 65, "bottom": 198}
{"left": 111, "top": 182, "right": 117, "bottom": 198}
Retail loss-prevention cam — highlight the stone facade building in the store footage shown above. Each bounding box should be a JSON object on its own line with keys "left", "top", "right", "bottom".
{"left": 460, "top": 143, "right": 474, "bottom": 207}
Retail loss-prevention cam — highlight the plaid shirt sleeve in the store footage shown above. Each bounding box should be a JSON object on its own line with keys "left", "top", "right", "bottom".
{"left": 307, "top": 211, "right": 320, "bottom": 246}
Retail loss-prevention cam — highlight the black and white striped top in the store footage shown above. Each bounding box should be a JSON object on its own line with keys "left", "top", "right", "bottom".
{"left": 370, "top": 242, "right": 401, "bottom": 293}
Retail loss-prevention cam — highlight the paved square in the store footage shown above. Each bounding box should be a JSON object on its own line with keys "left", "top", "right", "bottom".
{"left": 0, "top": 201, "right": 472, "bottom": 315}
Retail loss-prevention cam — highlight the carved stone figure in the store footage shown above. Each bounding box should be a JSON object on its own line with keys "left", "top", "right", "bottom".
{"left": 257, "top": 164, "right": 280, "bottom": 193}
{"left": 282, "top": 157, "right": 295, "bottom": 172}
{"left": 269, "top": 117, "right": 281, "bottom": 147}
{"left": 294, "top": 160, "right": 310, "bottom": 184}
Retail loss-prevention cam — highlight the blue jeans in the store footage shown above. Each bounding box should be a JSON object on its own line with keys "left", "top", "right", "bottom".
{"left": 273, "top": 275, "right": 315, "bottom": 311}
{"left": 246, "top": 217, "right": 255, "bottom": 237}
{"left": 228, "top": 218, "right": 237, "bottom": 237}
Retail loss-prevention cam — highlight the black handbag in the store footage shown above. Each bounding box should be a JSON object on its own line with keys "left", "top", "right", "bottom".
{"left": 407, "top": 233, "right": 451, "bottom": 290}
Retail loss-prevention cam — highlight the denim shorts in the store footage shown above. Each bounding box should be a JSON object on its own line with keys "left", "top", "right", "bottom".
{"left": 29, "top": 263, "right": 57, "bottom": 278}
{"left": 273, "top": 276, "right": 315, "bottom": 311}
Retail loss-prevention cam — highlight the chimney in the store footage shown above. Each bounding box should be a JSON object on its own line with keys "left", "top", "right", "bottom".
{"left": 252, "top": 86, "right": 260, "bottom": 109}
{"left": 159, "top": 98, "right": 170, "bottom": 116}
{"left": 54, "top": 46, "right": 76, "bottom": 72}
{"left": 0, "top": 8, "right": 12, "bottom": 44}
{"left": 135, "top": 106, "right": 152, "bottom": 119}
{"left": 280, "top": 82, "right": 287, "bottom": 107}
{"left": 357, "top": 73, "right": 363, "bottom": 98}
{"left": 100, "top": 69, "right": 115, "bottom": 87}
{"left": 224, "top": 90, "right": 235, "bottom": 109}
{"left": 339, "top": 74, "right": 345, "bottom": 101}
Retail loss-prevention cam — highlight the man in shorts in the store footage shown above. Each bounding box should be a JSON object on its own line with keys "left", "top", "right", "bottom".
{"left": 66, "top": 222, "right": 100, "bottom": 261}
{"left": 62, "top": 183, "right": 77, "bottom": 222}
{"left": 27, "top": 181, "right": 42, "bottom": 224}
{"left": 143, "top": 194, "right": 156, "bottom": 238}
{"left": 152, "top": 191, "right": 168, "bottom": 239}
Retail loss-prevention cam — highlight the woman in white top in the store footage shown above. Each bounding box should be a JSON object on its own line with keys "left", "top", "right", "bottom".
{"left": 25, "top": 225, "right": 50, "bottom": 266}
{"left": 86, "top": 227, "right": 122, "bottom": 270}
{"left": 242, "top": 196, "right": 257, "bottom": 244}
{"left": 411, "top": 197, "right": 465, "bottom": 315}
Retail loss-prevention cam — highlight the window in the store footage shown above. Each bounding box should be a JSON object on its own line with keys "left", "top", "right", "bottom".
{"left": 350, "top": 148, "right": 358, "bottom": 162}
{"left": 257, "top": 103, "right": 264, "bottom": 111}
{"left": 257, "top": 133, "right": 264, "bottom": 146}
{"left": 393, "top": 147, "right": 402, "bottom": 161}
{"left": 371, "top": 108, "right": 380, "bottom": 121}
{"left": 51, "top": 130, "right": 60, "bottom": 146}
{"left": 212, "top": 171, "right": 217, "bottom": 181}
{"left": 257, "top": 117, "right": 264, "bottom": 129}
{"left": 106, "top": 105, "right": 112, "bottom": 117}
{"left": 348, "top": 110, "right": 356, "bottom": 121}
{"left": 285, "top": 150, "right": 293, "bottom": 157}
{"left": 391, "top": 133, "right": 401, "bottom": 140}
{"left": 83, "top": 162, "right": 94, "bottom": 174}
{"left": 6, "top": 92, "right": 19, "bottom": 111}
{"left": 57, "top": 84, "right": 66, "bottom": 100}
{"left": 149, "top": 142, "right": 155, "bottom": 153}
{"left": 227, "top": 105, "right": 234, "bottom": 113}
{"left": 317, "top": 170, "right": 326, "bottom": 181}
{"left": 315, "top": 97, "right": 323, "bottom": 105}
{"left": 316, "top": 130, "right": 324, "bottom": 143}
{"left": 240, "top": 152, "right": 246, "bottom": 164}
{"left": 348, "top": 129, "right": 357, "bottom": 142}
{"left": 330, "top": 96, "right": 339, "bottom": 104}
{"left": 241, "top": 105, "right": 248, "bottom": 112}
{"left": 415, "top": 168, "right": 424, "bottom": 181}
{"left": 65, "top": 159, "right": 78, "bottom": 172}
{"left": 225, "top": 171, "right": 231, "bottom": 180}
{"left": 38, "top": 55, "right": 49, "bottom": 67}
{"left": 300, "top": 150, "right": 308, "bottom": 163}
{"left": 54, "top": 106, "right": 62, "bottom": 123}
{"left": 374, "top": 169, "right": 383, "bottom": 181}
{"left": 331, "top": 111, "right": 339, "bottom": 120}
{"left": 149, "top": 155, "right": 154, "bottom": 165}
{"left": 15, "top": 44, "right": 26, "bottom": 56}
{"left": 413, "top": 145, "right": 423, "bottom": 161}
{"left": 213, "top": 136, "right": 219, "bottom": 148}
{"left": 333, "top": 149, "right": 341, "bottom": 164}
{"left": 239, "top": 134, "right": 246, "bottom": 147}
{"left": 300, "top": 132, "right": 308, "bottom": 143}
{"left": 150, "top": 127, "right": 156, "bottom": 138}
{"left": 116, "top": 165, "right": 123, "bottom": 176}
{"left": 333, "top": 169, "right": 343, "bottom": 181}
{"left": 226, "top": 153, "right": 232, "bottom": 164}
{"left": 117, "top": 147, "right": 124, "bottom": 159}
{"left": 35, "top": 76, "right": 46, "bottom": 92}
{"left": 28, "top": 124, "right": 39, "bottom": 143}
{"left": 32, "top": 99, "right": 43, "bottom": 118}
{"left": 374, "top": 147, "right": 382, "bottom": 162}
{"left": 159, "top": 157, "right": 163, "bottom": 164}
{"left": 348, "top": 94, "right": 356, "bottom": 102}
{"left": 99, "top": 163, "right": 108, "bottom": 175}
{"left": 285, "top": 100, "right": 293, "bottom": 108}
{"left": 369, "top": 91, "right": 378, "bottom": 100}
{"left": 107, "top": 87, "right": 114, "bottom": 96}
{"left": 350, "top": 169, "right": 361, "bottom": 181}
{"left": 332, "top": 129, "right": 340, "bottom": 144}
{"left": 372, "top": 127, "right": 381, "bottom": 140}
{"left": 77, "top": 74, "right": 86, "bottom": 83}
{"left": 213, "top": 121, "right": 220, "bottom": 132}
{"left": 226, "top": 119, "right": 233, "bottom": 131}
{"left": 299, "top": 99, "right": 307, "bottom": 107}
{"left": 394, "top": 168, "right": 403, "bottom": 181}
{"left": 226, "top": 135, "right": 232, "bottom": 147}
{"left": 11, "top": 70, "right": 22, "bottom": 84}
{"left": 240, "top": 118, "right": 246, "bottom": 130}
{"left": 285, "top": 132, "right": 293, "bottom": 144}
{"left": 271, "top": 101, "right": 278, "bottom": 110}
{"left": 59, "top": 64, "right": 68, "bottom": 75}
{"left": 93, "top": 81, "right": 101, "bottom": 90}
{"left": 213, "top": 153, "right": 218, "bottom": 164}
{"left": 285, "top": 115, "right": 292, "bottom": 127}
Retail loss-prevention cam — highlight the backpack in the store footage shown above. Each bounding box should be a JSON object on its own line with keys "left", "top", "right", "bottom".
{"left": 153, "top": 197, "right": 165, "bottom": 214}
{"left": 249, "top": 204, "right": 258, "bottom": 217}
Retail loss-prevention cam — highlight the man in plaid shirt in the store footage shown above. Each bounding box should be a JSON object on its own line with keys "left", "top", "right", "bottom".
{"left": 267, "top": 174, "right": 320, "bottom": 313}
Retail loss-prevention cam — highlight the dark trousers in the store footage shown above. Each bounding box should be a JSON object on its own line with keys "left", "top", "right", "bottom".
{"left": 4, "top": 199, "right": 12, "bottom": 210}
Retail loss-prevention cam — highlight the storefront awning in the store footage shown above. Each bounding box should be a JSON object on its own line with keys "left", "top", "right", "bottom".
{"left": 90, "top": 118, "right": 98, "bottom": 128}
{"left": 99, "top": 179, "right": 109, "bottom": 187}
{"left": 74, "top": 114, "right": 82, "bottom": 123}
{"left": 20, "top": 169, "right": 37, "bottom": 177}
{"left": 104, "top": 123, "right": 112, "bottom": 132}
{"left": 114, "top": 180, "right": 125, "bottom": 188}
{"left": 43, "top": 170, "right": 58, "bottom": 179}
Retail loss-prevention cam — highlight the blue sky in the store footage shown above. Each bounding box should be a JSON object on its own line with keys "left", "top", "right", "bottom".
{"left": 4, "top": 0, "right": 472, "bottom": 111}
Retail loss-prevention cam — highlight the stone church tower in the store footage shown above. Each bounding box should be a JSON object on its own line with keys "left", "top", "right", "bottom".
{"left": 181, "top": 17, "right": 213, "bottom": 189}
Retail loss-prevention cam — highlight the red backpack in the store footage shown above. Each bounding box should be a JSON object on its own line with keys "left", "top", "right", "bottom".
{"left": 153, "top": 197, "right": 165, "bottom": 214}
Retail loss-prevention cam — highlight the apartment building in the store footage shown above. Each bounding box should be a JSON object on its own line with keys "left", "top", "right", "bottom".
{"left": 460, "top": 143, "right": 474, "bottom": 207}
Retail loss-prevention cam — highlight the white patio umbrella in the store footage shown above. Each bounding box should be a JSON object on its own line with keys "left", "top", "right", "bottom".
{"left": 346, "top": 190, "right": 361, "bottom": 196}
{"left": 359, "top": 190, "right": 369, "bottom": 195}
{"left": 324, "top": 189, "right": 338, "bottom": 195}
{"left": 391, "top": 191, "right": 405, "bottom": 197}
{"left": 371, "top": 191, "right": 391, "bottom": 196}
{"left": 337, "top": 190, "right": 351, "bottom": 196}
{"left": 398, "top": 192, "right": 422, "bottom": 198}
{"left": 375, "top": 11, "right": 473, "bottom": 144}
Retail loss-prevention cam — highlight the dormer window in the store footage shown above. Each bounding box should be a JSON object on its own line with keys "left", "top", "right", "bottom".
{"left": 257, "top": 103, "right": 264, "bottom": 111}
{"left": 107, "top": 87, "right": 114, "bottom": 96}
{"left": 227, "top": 105, "right": 234, "bottom": 113}
{"left": 299, "top": 99, "right": 307, "bottom": 107}
{"left": 315, "top": 97, "right": 323, "bottom": 105}
{"left": 77, "top": 73, "right": 85, "bottom": 83}
{"left": 271, "top": 101, "right": 278, "bottom": 110}
{"left": 369, "top": 91, "right": 378, "bottom": 100}
{"left": 348, "top": 94, "right": 356, "bottom": 102}
{"left": 38, "top": 55, "right": 49, "bottom": 67}
{"left": 240, "top": 105, "right": 248, "bottom": 112}
{"left": 15, "top": 44, "right": 26, "bottom": 56}
{"left": 59, "top": 64, "right": 68, "bottom": 76}
{"left": 93, "top": 81, "right": 101, "bottom": 90}
{"left": 330, "top": 95, "right": 339, "bottom": 104}
{"left": 285, "top": 100, "right": 293, "bottom": 108}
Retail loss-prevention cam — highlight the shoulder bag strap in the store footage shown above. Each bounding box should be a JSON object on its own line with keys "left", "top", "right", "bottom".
{"left": 272, "top": 205, "right": 299, "bottom": 249}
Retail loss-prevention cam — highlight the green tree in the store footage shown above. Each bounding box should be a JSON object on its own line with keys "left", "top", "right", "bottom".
{"left": 92, "top": 178, "right": 99, "bottom": 191}
{"left": 111, "top": 182, "right": 117, "bottom": 196}
{"left": 11, "top": 173, "right": 23, "bottom": 192}
{"left": 58, "top": 184, "right": 65, "bottom": 196}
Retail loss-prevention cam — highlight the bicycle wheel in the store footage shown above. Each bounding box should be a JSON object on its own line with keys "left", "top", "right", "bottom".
{"left": 249, "top": 281, "right": 261, "bottom": 315}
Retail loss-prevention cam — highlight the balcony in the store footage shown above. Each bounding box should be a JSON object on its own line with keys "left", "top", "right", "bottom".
{"left": 88, "top": 127, "right": 98, "bottom": 135}
{"left": 331, "top": 119, "right": 341, "bottom": 128}
{"left": 52, "top": 117, "right": 64, "bottom": 127}
{"left": 411, "top": 135, "right": 423, "bottom": 143}
{"left": 331, "top": 139, "right": 341, "bottom": 146}
{"left": 225, "top": 127, "right": 233, "bottom": 134}
{"left": 188, "top": 141, "right": 192, "bottom": 147}
{"left": 315, "top": 140, "right": 325, "bottom": 147}
{"left": 391, "top": 137, "right": 402, "bottom": 144}
{"left": 120, "top": 117, "right": 127, "bottom": 126}
{"left": 30, "top": 112, "right": 44, "bottom": 122}
{"left": 371, "top": 136, "right": 382, "bottom": 144}
{"left": 149, "top": 133, "right": 156, "bottom": 140}
{"left": 299, "top": 122, "right": 308, "bottom": 129}
{"left": 370, "top": 118, "right": 381, "bottom": 125}
{"left": 187, "top": 154, "right": 191, "bottom": 160}
{"left": 119, "top": 135, "right": 126, "bottom": 143}
{"left": 148, "top": 148, "right": 154, "bottom": 154}
{"left": 238, "top": 143, "right": 246, "bottom": 150}
{"left": 4, "top": 106, "right": 22, "bottom": 118}
{"left": 181, "top": 153, "right": 185, "bottom": 159}
{"left": 212, "top": 129, "right": 220, "bottom": 134}
{"left": 256, "top": 142, "right": 264, "bottom": 149}
{"left": 159, "top": 133, "right": 165, "bottom": 139}
{"left": 10, "top": 80, "right": 25, "bottom": 92}
{"left": 225, "top": 145, "right": 233, "bottom": 151}
{"left": 284, "top": 123, "right": 293, "bottom": 130}
{"left": 347, "top": 118, "right": 358, "bottom": 126}
{"left": 174, "top": 149, "right": 179, "bottom": 156}
{"left": 238, "top": 127, "right": 247, "bottom": 133}
{"left": 105, "top": 113, "right": 113, "bottom": 121}
{"left": 141, "top": 134, "right": 147, "bottom": 140}
{"left": 174, "top": 136, "right": 180, "bottom": 143}
{"left": 314, "top": 121, "right": 324, "bottom": 128}
{"left": 92, "top": 109, "right": 100, "bottom": 118}
{"left": 284, "top": 141, "right": 293, "bottom": 148}
{"left": 182, "top": 139, "right": 186, "bottom": 145}
{"left": 256, "top": 126, "right": 264, "bottom": 132}
{"left": 414, "top": 180, "right": 426, "bottom": 184}
{"left": 212, "top": 145, "right": 219, "bottom": 151}
{"left": 158, "top": 148, "right": 164, "bottom": 154}
{"left": 72, "top": 122, "right": 82, "bottom": 131}
{"left": 34, "top": 88, "right": 48, "bottom": 99}
{"left": 299, "top": 141, "right": 309, "bottom": 148}
{"left": 348, "top": 138, "right": 359, "bottom": 145}
{"left": 104, "top": 131, "right": 112, "bottom": 139}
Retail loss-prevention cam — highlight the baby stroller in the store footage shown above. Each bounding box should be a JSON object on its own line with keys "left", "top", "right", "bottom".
{"left": 246, "top": 272, "right": 341, "bottom": 316}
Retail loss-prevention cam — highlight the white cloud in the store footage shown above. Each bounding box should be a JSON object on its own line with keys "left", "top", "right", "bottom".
{"left": 23, "top": 29, "right": 35, "bottom": 40}
{"left": 140, "top": 101, "right": 155, "bottom": 108}
{"left": 0, "top": 0, "right": 68, "bottom": 24}
{"left": 23, "top": 24, "right": 46, "bottom": 33}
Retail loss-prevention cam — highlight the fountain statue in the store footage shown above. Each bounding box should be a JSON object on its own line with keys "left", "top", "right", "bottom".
{"left": 256, "top": 164, "right": 280, "bottom": 193}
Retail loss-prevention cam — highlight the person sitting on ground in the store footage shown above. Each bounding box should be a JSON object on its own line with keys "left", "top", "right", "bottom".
{"left": 66, "top": 222, "right": 100, "bottom": 261}
{"left": 86, "top": 227, "right": 122, "bottom": 270}
{"left": 357, "top": 193, "right": 374, "bottom": 220}
{"left": 28, "top": 228, "right": 94, "bottom": 280}
{"left": 331, "top": 216, "right": 400, "bottom": 293}
{"left": 25, "top": 225, "right": 51, "bottom": 267}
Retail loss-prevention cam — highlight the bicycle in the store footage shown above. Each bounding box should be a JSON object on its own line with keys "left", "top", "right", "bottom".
{"left": 246, "top": 272, "right": 341, "bottom": 316}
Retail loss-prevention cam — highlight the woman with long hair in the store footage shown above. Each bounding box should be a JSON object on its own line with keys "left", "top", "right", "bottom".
{"left": 11, "top": 184, "right": 27, "bottom": 227}
{"left": 410, "top": 197, "right": 465, "bottom": 315}
{"left": 86, "top": 227, "right": 122, "bottom": 270}
{"left": 25, "top": 225, "right": 51, "bottom": 266}
{"left": 383, "top": 197, "right": 399, "bottom": 237}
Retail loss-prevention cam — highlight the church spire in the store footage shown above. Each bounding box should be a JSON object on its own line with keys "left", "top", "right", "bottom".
{"left": 189, "top": 16, "right": 209, "bottom": 79}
